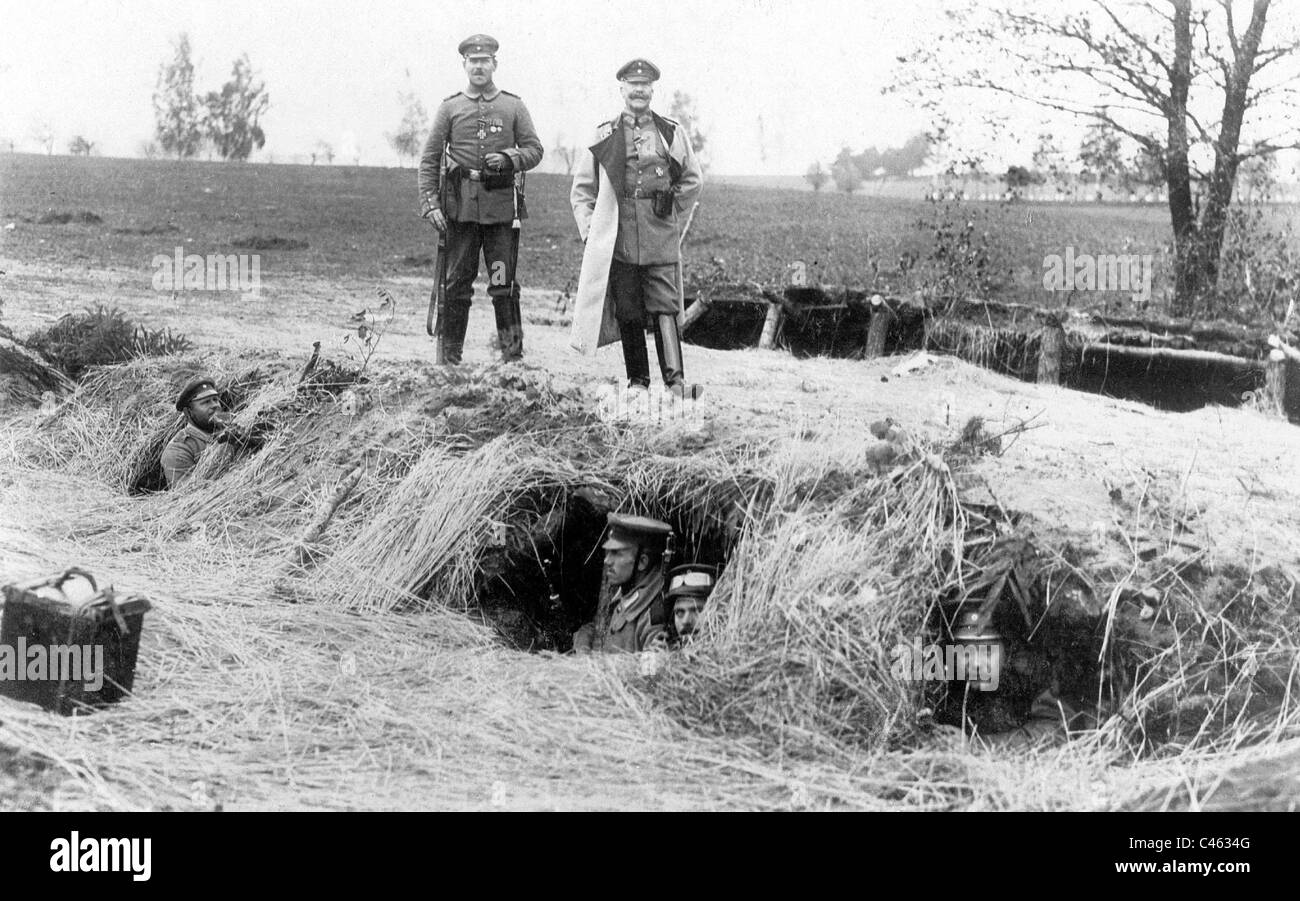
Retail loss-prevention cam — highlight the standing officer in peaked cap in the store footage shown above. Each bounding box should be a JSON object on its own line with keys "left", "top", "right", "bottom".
{"left": 573, "top": 512, "right": 675, "bottom": 653}
{"left": 160, "top": 377, "right": 228, "bottom": 488}
{"left": 419, "top": 34, "right": 544, "bottom": 365}
{"left": 569, "top": 58, "right": 703, "bottom": 396}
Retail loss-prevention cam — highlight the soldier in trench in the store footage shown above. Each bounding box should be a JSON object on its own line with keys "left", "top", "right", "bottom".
{"left": 572, "top": 513, "right": 674, "bottom": 654}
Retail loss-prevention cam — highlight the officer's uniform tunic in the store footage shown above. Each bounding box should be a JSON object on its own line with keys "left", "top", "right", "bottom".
{"left": 417, "top": 77, "right": 543, "bottom": 361}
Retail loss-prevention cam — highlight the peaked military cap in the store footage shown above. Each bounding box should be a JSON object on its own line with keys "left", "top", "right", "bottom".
{"left": 616, "top": 58, "right": 660, "bottom": 82}
{"left": 175, "top": 377, "right": 220, "bottom": 412}
{"left": 666, "top": 564, "right": 717, "bottom": 602}
{"left": 459, "top": 34, "right": 499, "bottom": 57}
{"left": 601, "top": 512, "right": 673, "bottom": 551}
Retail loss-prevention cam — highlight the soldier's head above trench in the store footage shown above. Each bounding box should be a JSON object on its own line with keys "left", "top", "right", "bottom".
{"left": 459, "top": 34, "right": 498, "bottom": 86}
{"left": 174, "top": 377, "right": 224, "bottom": 430}
{"left": 666, "top": 563, "right": 716, "bottom": 638}
{"left": 601, "top": 512, "right": 672, "bottom": 586}
{"left": 617, "top": 58, "right": 659, "bottom": 114}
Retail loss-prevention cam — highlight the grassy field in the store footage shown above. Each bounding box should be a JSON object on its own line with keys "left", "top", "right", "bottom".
{"left": 1, "top": 152, "right": 1203, "bottom": 307}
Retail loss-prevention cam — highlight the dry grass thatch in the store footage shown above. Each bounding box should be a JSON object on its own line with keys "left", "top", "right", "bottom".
{"left": 2, "top": 352, "right": 1300, "bottom": 810}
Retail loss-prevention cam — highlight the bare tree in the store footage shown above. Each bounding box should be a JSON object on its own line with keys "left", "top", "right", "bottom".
{"left": 805, "top": 161, "right": 829, "bottom": 192}
{"left": 29, "top": 120, "right": 55, "bottom": 155}
{"left": 67, "top": 135, "right": 95, "bottom": 156}
{"left": 204, "top": 54, "right": 269, "bottom": 161}
{"left": 314, "top": 140, "right": 335, "bottom": 165}
{"left": 153, "top": 33, "right": 205, "bottom": 159}
{"left": 831, "top": 148, "right": 861, "bottom": 193}
{"left": 387, "top": 91, "right": 427, "bottom": 167}
{"left": 553, "top": 135, "right": 578, "bottom": 175}
{"left": 896, "top": 0, "right": 1300, "bottom": 316}
{"left": 669, "top": 91, "right": 708, "bottom": 172}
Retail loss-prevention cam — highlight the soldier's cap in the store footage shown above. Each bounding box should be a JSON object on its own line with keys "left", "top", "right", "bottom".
{"left": 175, "top": 377, "right": 220, "bottom": 412}
{"left": 616, "top": 58, "right": 660, "bottom": 83}
{"left": 601, "top": 512, "right": 673, "bottom": 551}
{"left": 666, "top": 564, "right": 717, "bottom": 604}
{"left": 459, "top": 34, "right": 499, "bottom": 57}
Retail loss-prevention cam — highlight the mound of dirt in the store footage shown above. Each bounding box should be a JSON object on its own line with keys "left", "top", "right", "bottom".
{"left": 232, "top": 234, "right": 309, "bottom": 251}
{"left": 36, "top": 210, "right": 102, "bottom": 225}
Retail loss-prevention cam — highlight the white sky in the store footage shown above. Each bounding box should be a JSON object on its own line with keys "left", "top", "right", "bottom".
{"left": 1, "top": 0, "right": 1297, "bottom": 175}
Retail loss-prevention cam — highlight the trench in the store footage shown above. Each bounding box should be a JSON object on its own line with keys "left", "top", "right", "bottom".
{"left": 684, "top": 296, "right": 1298, "bottom": 420}
{"left": 469, "top": 486, "right": 739, "bottom": 653}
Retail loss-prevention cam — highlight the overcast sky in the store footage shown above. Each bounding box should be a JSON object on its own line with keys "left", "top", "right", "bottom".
{"left": 1, "top": 0, "right": 1298, "bottom": 175}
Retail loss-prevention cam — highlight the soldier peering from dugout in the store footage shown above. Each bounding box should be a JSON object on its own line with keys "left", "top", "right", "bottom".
{"left": 572, "top": 513, "right": 675, "bottom": 654}
{"left": 663, "top": 563, "right": 716, "bottom": 648}
{"left": 160, "top": 377, "right": 268, "bottom": 489}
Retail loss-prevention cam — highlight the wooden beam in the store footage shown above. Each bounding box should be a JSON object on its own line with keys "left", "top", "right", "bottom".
{"left": 758, "top": 302, "right": 784, "bottom": 350}
{"left": 864, "top": 295, "right": 896, "bottom": 359}
{"left": 1037, "top": 320, "right": 1065, "bottom": 385}
{"left": 680, "top": 297, "right": 713, "bottom": 335}
{"left": 1264, "top": 349, "right": 1289, "bottom": 417}
{"left": 1080, "top": 343, "right": 1259, "bottom": 371}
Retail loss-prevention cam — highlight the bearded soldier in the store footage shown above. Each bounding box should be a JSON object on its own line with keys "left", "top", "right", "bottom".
{"left": 160, "top": 377, "right": 226, "bottom": 488}
{"left": 419, "top": 34, "right": 544, "bottom": 364}
{"left": 569, "top": 59, "right": 703, "bottom": 396}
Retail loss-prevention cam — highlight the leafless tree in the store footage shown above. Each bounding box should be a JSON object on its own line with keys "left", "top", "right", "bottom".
{"left": 30, "top": 120, "right": 55, "bottom": 155}
{"left": 896, "top": 0, "right": 1300, "bottom": 316}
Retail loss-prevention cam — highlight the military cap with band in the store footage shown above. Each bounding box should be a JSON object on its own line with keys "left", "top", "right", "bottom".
{"left": 601, "top": 512, "right": 673, "bottom": 551}
{"left": 175, "top": 377, "right": 220, "bottom": 412}
{"left": 666, "top": 564, "right": 717, "bottom": 602}
{"left": 616, "top": 58, "right": 661, "bottom": 82}
{"left": 459, "top": 34, "right": 499, "bottom": 57}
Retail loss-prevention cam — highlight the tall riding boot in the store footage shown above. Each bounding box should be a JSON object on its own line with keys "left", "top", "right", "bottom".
{"left": 652, "top": 314, "right": 686, "bottom": 389}
{"left": 438, "top": 302, "right": 470, "bottom": 365}
{"left": 492, "top": 295, "right": 524, "bottom": 362}
{"left": 618, "top": 317, "right": 651, "bottom": 388}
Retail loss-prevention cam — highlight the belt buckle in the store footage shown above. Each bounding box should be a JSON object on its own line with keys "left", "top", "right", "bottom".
{"left": 468, "top": 169, "right": 483, "bottom": 182}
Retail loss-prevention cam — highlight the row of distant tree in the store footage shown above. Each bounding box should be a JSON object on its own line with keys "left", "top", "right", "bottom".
{"left": 802, "top": 122, "right": 1278, "bottom": 200}
{"left": 804, "top": 133, "right": 932, "bottom": 192}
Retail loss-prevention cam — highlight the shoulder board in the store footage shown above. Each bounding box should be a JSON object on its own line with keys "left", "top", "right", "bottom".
{"left": 499, "top": 90, "right": 520, "bottom": 99}
{"left": 596, "top": 120, "right": 615, "bottom": 140}
{"left": 442, "top": 91, "right": 462, "bottom": 102}
{"left": 658, "top": 115, "right": 679, "bottom": 127}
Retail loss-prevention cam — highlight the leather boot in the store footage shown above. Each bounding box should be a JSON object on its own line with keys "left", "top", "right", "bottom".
{"left": 492, "top": 295, "right": 524, "bottom": 362}
{"left": 653, "top": 314, "right": 704, "bottom": 399}
{"left": 619, "top": 317, "right": 651, "bottom": 388}
{"left": 437, "top": 302, "right": 470, "bottom": 365}
{"left": 653, "top": 313, "right": 685, "bottom": 388}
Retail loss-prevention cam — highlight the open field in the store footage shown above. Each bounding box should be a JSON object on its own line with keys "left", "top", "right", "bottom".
{"left": 2, "top": 153, "right": 1300, "bottom": 812}
{"left": 0, "top": 153, "right": 1235, "bottom": 306}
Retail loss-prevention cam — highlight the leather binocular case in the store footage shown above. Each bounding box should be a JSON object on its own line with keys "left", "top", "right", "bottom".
{"left": 651, "top": 189, "right": 675, "bottom": 220}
